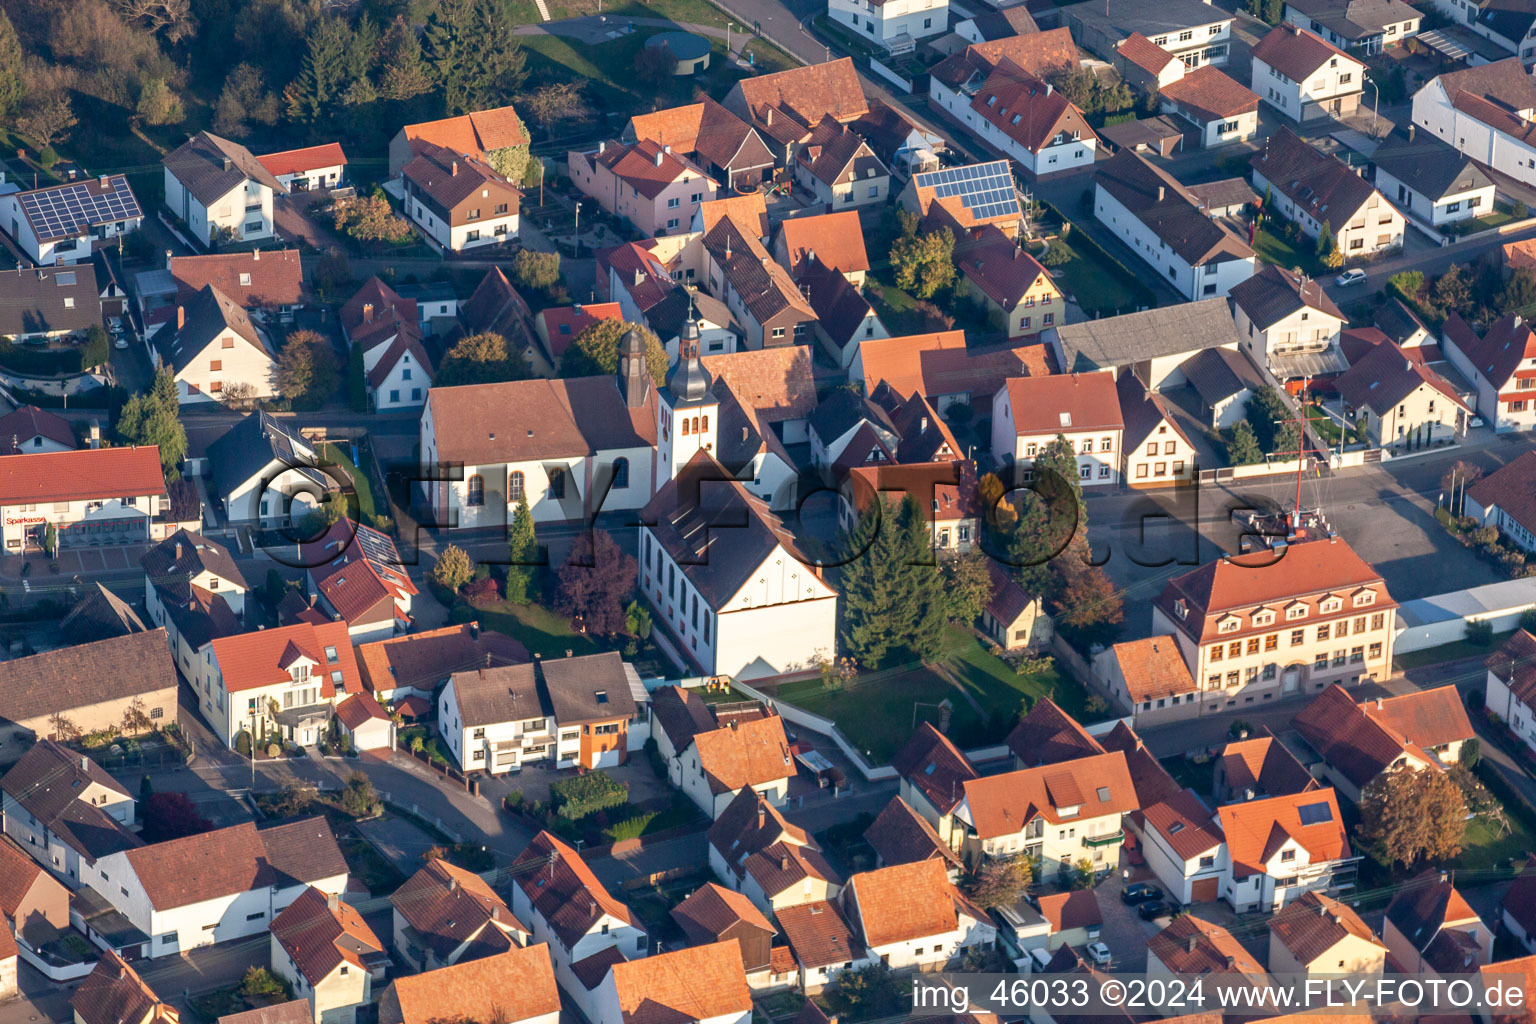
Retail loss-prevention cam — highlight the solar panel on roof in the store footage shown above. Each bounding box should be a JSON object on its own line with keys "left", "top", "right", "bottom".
{"left": 17, "top": 177, "right": 143, "bottom": 243}
{"left": 1296, "top": 802, "right": 1333, "bottom": 826}
{"left": 914, "top": 161, "right": 1022, "bottom": 223}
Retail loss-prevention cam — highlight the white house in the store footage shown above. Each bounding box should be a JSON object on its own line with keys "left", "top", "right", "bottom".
{"left": 156, "top": 284, "right": 277, "bottom": 405}
{"left": 1250, "top": 24, "right": 1367, "bottom": 121}
{"left": 841, "top": 860, "right": 996, "bottom": 970}
{"left": 1137, "top": 789, "right": 1227, "bottom": 904}
{"left": 1283, "top": 0, "right": 1420, "bottom": 54}
{"left": 1229, "top": 263, "right": 1348, "bottom": 381}
{"left": 592, "top": 942, "right": 752, "bottom": 1024}
{"left": 163, "top": 132, "right": 283, "bottom": 247}
{"left": 1066, "top": 0, "right": 1236, "bottom": 69}
{"left": 1441, "top": 313, "right": 1536, "bottom": 433}
{"left": 1118, "top": 370, "right": 1198, "bottom": 487}
{"left": 390, "top": 859, "right": 529, "bottom": 973}
{"left": 991, "top": 371, "right": 1125, "bottom": 486}
{"left": 257, "top": 144, "right": 348, "bottom": 193}
{"left": 1382, "top": 873, "right": 1492, "bottom": 977}
{"left": 1484, "top": 628, "right": 1536, "bottom": 756}
{"left": 0, "top": 742, "right": 139, "bottom": 887}
{"left": 961, "top": 61, "right": 1099, "bottom": 177}
{"left": 438, "top": 663, "right": 553, "bottom": 776}
{"left": 0, "top": 176, "right": 143, "bottom": 266}
{"left": 87, "top": 819, "right": 347, "bottom": 959}
{"left": 1094, "top": 150, "right": 1257, "bottom": 300}
{"left": 954, "top": 752, "right": 1138, "bottom": 873}
{"left": 341, "top": 278, "right": 434, "bottom": 412}
{"left": 299, "top": 519, "right": 416, "bottom": 643}
{"left": 206, "top": 412, "right": 332, "bottom": 529}
{"left": 826, "top": 0, "right": 948, "bottom": 52}
{"left": 1412, "top": 58, "right": 1536, "bottom": 188}
{"left": 1371, "top": 126, "right": 1496, "bottom": 227}
{"left": 649, "top": 686, "right": 795, "bottom": 818}
{"left": 1335, "top": 338, "right": 1471, "bottom": 447}
{"left": 705, "top": 787, "right": 841, "bottom": 917}
{"left": 0, "top": 446, "right": 170, "bottom": 556}
{"left": 1216, "top": 789, "right": 1353, "bottom": 913}
{"left": 792, "top": 119, "right": 891, "bottom": 209}
{"left": 401, "top": 143, "right": 520, "bottom": 252}
{"left": 1251, "top": 127, "right": 1404, "bottom": 259}
{"left": 141, "top": 529, "right": 249, "bottom": 681}
{"left": 1500, "top": 870, "right": 1536, "bottom": 954}
{"left": 510, "top": 832, "right": 646, "bottom": 1024}
{"left": 270, "top": 887, "right": 387, "bottom": 1024}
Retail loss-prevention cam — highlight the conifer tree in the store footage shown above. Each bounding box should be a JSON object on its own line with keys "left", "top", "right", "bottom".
{"left": 506, "top": 497, "right": 537, "bottom": 605}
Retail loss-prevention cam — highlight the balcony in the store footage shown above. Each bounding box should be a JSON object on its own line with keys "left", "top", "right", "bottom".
{"left": 1083, "top": 830, "right": 1125, "bottom": 848}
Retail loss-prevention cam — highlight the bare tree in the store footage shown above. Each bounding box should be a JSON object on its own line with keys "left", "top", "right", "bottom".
{"left": 18, "top": 64, "right": 78, "bottom": 149}
{"left": 110, "top": 0, "right": 196, "bottom": 43}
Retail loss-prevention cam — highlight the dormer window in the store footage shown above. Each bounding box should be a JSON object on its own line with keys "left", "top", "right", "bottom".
{"left": 1352, "top": 590, "right": 1376, "bottom": 607}
{"left": 1218, "top": 616, "right": 1240, "bottom": 634}
{"left": 1174, "top": 598, "right": 1188, "bottom": 620}
{"left": 1285, "top": 602, "right": 1308, "bottom": 621}
{"left": 1057, "top": 804, "right": 1081, "bottom": 819}
{"left": 1252, "top": 608, "right": 1274, "bottom": 627}
{"left": 1319, "top": 596, "right": 1343, "bottom": 614}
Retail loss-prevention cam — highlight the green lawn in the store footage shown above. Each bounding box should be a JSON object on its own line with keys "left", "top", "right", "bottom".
{"left": 1254, "top": 226, "right": 1323, "bottom": 276}
{"left": 1463, "top": 201, "right": 1518, "bottom": 233}
{"left": 1452, "top": 814, "right": 1536, "bottom": 872}
{"left": 769, "top": 627, "right": 1085, "bottom": 763}
{"left": 1039, "top": 235, "right": 1147, "bottom": 318}
{"left": 320, "top": 442, "right": 381, "bottom": 523}
{"left": 474, "top": 598, "right": 603, "bottom": 659}
{"left": 1304, "top": 407, "right": 1344, "bottom": 445}
{"left": 1392, "top": 630, "right": 1517, "bottom": 671}
{"left": 337, "top": 831, "right": 408, "bottom": 894}
{"left": 865, "top": 279, "right": 931, "bottom": 336}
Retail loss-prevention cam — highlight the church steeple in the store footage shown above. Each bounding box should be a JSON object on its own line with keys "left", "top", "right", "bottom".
{"left": 618, "top": 327, "right": 650, "bottom": 408}
{"left": 655, "top": 291, "right": 718, "bottom": 488}
{"left": 664, "top": 295, "right": 713, "bottom": 407}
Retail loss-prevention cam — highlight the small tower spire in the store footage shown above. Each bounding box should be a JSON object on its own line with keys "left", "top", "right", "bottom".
{"left": 618, "top": 327, "right": 650, "bottom": 408}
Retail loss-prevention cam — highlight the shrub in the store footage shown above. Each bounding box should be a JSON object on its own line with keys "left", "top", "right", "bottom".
{"left": 266, "top": 743, "right": 281, "bottom": 758}
{"left": 1517, "top": 201, "right": 1530, "bottom": 219}
{"left": 464, "top": 575, "right": 501, "bottom": 605}
{"left": 1465, "top": 620, "right": 1494, "bottom": 646}
{"left": 602, "top": 811, "right": 658, "bottom": 843}
{"left": 549, "top": 770, "right": 628, "bottom": 820}
{"left": 503, "top": 790, "right": 525, "bottom": 812}
{"left": 1521, "top": 608, "right": 1536, "bottom": 633}
{"left": 1039, "top": 243, "right": 1071, "bottom": 267}
{"left": 447, "top": 602, "right": 478, "bottom": 624}
{"left": 238, "top": 967, "right": 289, "bottom": 1001}
{"left": 235, "top": 731, "right": 252, "bottom": 757}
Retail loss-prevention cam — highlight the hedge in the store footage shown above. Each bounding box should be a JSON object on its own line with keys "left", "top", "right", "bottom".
{"left": 549, "top": 770, "right": 628, "bottom": 820}
{"left": 0, "top": 339, "right": 94, "bottom": 375}
{"left": 601, "top": 811, "right": 658, "bottom": 843}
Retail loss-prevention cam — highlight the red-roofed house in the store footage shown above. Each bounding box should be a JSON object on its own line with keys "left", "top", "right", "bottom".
{"left": 842, "top": 860, "right": 995, "bottom": 970}
{"left": 1037, "top": 890, "right": 1104, "bottom": 950}
{"left": 401, "top": 143, "right": 520, "bottom": 252}
{"left": 892, "top": 723, "right": 979, "bottom": 850}
{"left": 1215, "top": 788, "right": 1352, "bottom": 912}
{"left": 1293, "top": 684, "right": 1474, "bottom": 802}
{"left": 156, "top": 250, "right": 305, "bottom": 336}
{"left": 1502, "top": 866, "right": 1536, "bottom": 954}
{"left": 388, "top": 105, "right": 529, "bottom": 178}
{"left": 0, "top": 404, "right": 75, "bottom": 454}
{"left": 299, "top": 518, "right": 417, "bottom": 643}
{"left": 1382, "top": 871, "right": 1490, "bottom": 976}
{"left": 0, "top": 447, "right": 170, "bottom": 555}
{"left": 1116, "top": 36, "right": 1259, "bottom": 147}
{"left": 340, "top": 277, "right": 432, "bottom": 411}
{"left": 594, "top": 941, "right": 752, "bottom": 1024}
{"left": 1486, "top": 628, "right": 1536, "bottom": 758}
{"left": 791, "top": 118, "right": 890, "bottom": 208}
{"left": 1338, "top": 336, "right": 1469, "bottom": 446}
{"left": 270, "top": 886, "right": 386, "bottom": 1024}
{"left": 199, "top": 620, "right": 364, "bottom": 749}
{"left": 1096, "top": 636, "right": 1200, "bottom": 726}
{"left": 1136, "top": 788, "right": 1226, "bottom": 904}
{"left": 1251, "top": 24, "right": 1366, "bottom": 122}
{"left": 772, "top": 211, "right": 870, "bottom": 285}
{"left": 955, "top": 226, "right": 1063, "bottom": 340}
{"left": 990, "top": 372, "right": 1125, "bottom": 486}
{"left": 257, "top": 144, "right": 348, "bottom": 193}
{"left": 1441, "top": 312, "right": 1536, "bottom": 434}
{"left": 568, "top": 139, "right": 719, "bottom": 237}
{"left": 1151, "top": 536, "right": 1396, "bottom": 712}
{"left": 964, "top": 60, "right": 1099, "bottom": 177}
{"left": 853, "top": 330, "right": 1053, "bottom": 415}
{"left": 534, "top": 303, "right": 624, "bottom": 370}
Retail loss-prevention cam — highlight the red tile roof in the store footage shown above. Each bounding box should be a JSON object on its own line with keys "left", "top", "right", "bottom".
{"left": 731, "top": 58, "right": 867, "bottom": 125}
{"left": 390, "top": 858, "right": 525, "bottom": 961}
{"left": 335, "top": 692, "right": 390, "bottom": 731}
{"left": 1005, "top": 697, "right": 1105, "bottom": 768}
{"left": 591, "top": 138, "right": 702, "bottom": 200}
{"left": 1480, "top": 954, "right": 1536, "bottom": 1024}
{"left": 1117, "top": 33, "right": 1181, "bottom": 75}
{"left": 1038, "top": 890, "right": 1102, "bottom": 932}
{"left": 0, "top": 446, "right": 166, "bottom": 504}
{"left": 124, "top": 818, "right": 345, "bottom": 911}
{"left": 0, "top": 404, "right": 74, "bottom": 452}
{"left": 300, "top": 518, "right": 417, "bottom": 627}
{"left": 931, "top": 30, "right": 1079, "bottom": 89}
{"left": 1469, "top": 450, "right": 1536, "bottom": 541}
{"left": 257, "top": 143, "right": 348, "bottom": 178}
{"left": 893, "top": 722, "right": 978, "bottom": 814}
{"left": 1147, "top": 914, "right": 1267, "bottom": 980}
{"left": 1160, "top": 66, "right": 1260, "bottom": 122}
{"left": 961, "top": 751, "right": 1137, "bottom": 839}
{"left": 170, "top": 249, "right": 306, "bottom": 313}
{"left": 402, "top": 106, "right": 528, "bottom": 162}
{"left": 209, "top": 620, "right": 363, "bottom": 696}
{"left": 1108, "top": 636, "right": 1197, "bottom": 703}
{"left": 270, "top": 886, "right": 384, "bottom": 984}
{"left": 864, "top": 795, "right": 961, "bottom": 870}
{"left": 537, "top": 303, "right": 623, "bottom": 361}
{"left": 670, "top": 882, "right": 776, "bottom": 943}
{"left": 1361, "top": 686, "right": 1475, "bottom": 752}
{"left": 71, "top": 951, "right": 175, "bottom": 1024}
{"left": 1216, "top": 788, "right": 1348, "bottom": 879}
{"left": 1000, "top": 371, "right": 1123, "bottom": 435}
{"left": 776, "top": 211, "right": 870, "bottom": 278}
{"left": 512, "top": 831, "right": 637, "bottom": 948}
{"left": 356, "top": 624, "right": 526, "bottom": 695}
{"left": 848, "top": 859, "right": 967, "bottom": 948}
{"left": 693, "top": 713, "right": 794, "bottom": 794}
{"left": 859, "top": 331, "right": 1053, "bottom": 399}
{"left": 776, "top": 900, "right": 864, "bottom": 969}
{"left": 609, "top": 941, "right": 753, "bottom": 1024}
{"left": 1143, "top": 788, "right": 1224, "bottom": 860}
{"left": 956, "top": 226, "right": 1056, "bottom": 311}
{"left": 380, "top": 945, "right": 559, "bottom": 1024}
{"left": 1294, "top": 684, "right": 1467, "bottom": 791}
{"left": 1220, "top": 734, "right": 1319, "bottom": 799}
{"left": 1251, "top": 23, "right": 1359, "bottom": 80}
{"left": 970, "top": 59, "right": 1098, "bottom": 156}
{"left": 1268, "top": 891, "right": 1384, "bottom": 965}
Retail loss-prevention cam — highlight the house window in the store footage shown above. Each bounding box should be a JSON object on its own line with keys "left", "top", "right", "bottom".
{"left": 467, "top": 475, "right": 485, "bottom": 507}
{"left": 612, "top": 457, "right": 630, "bottom": 489}
{"left": 509, "top": 471, "right": 524, "bottom": 501}
{"left": 549, "top": 467, "right": 567, "bottom": 499}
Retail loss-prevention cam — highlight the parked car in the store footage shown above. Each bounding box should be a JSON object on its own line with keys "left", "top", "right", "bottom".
{"left": 1137, "top": 900, "right": 1173, "bottom": 921}
{"left": 107, "top": 317, "right": 123, "bottom": 335}
{"left": 114, "top": 335, "right": 129, "bottom": 349}
{"left": 1085, "top": 942, "right": 1112, "bottom": 966}
{"left": 1121, "top": 882, "right": 1163, "bottom": 905}
{"left": 1335, "top": 268, "right": 1367, "bottom": 287}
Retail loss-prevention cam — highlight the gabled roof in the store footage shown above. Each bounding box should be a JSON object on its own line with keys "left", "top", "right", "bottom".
{"left": 0, "top": 741, "right": 140, "bottom": 864}
{"left": 701, "top": 345, "right": 817, "bottom": 424}
{"left": 1486, "top": 626, "right": 1536, "bottom": 708}
{"left": 848, "top": 859, "right": 979, "bottom": 948}
{"left": 1094, "top": 150, "right": 1254, "bottom": 267}
{"left": 378, "top": 945, "right": 559, "bottom": 1024}
{"left": 1117, "top": 32, "right": 1183, "bottom": 76}
{"left": 1106, "top": 635, "right": 1198, "bottom": 704}
{"left": 1385, "top": 870, "right": 1482, "bottom": 954}
{"left": 1038, "top": 889, "right": 1103, "bottom": 933}
{"left": 124, "top": 817, "right": 346, "bottom": 911}
{"left": 1147, "top": 914, "right": 1268, "bottom": 981}
{"left": 1159, "top": 65, "right": 1260, "bottom": 122}
{"left": 341, "top": 276, "right": 417, "bottom": 353}
{"left": 961, "top": 751, "right": 1138, "bottom": 839}
{"left": 1251, "top": 23, "right": 1361, "bottom": 80}
{"left": 12, "top": 175, "right": 143, "bottom": 244}
{"left": 170, "top": 250, "right": 304, "bottom": 311}
{"left": 0, "top": 264, "right": 101, "bottom": 337}
{"left": 795, "top": 117, "right": 885, "bottom": 187}
{"left": 513, "top": 831, "right": 638, "bottom": 947}
{"left": 460, "top": 266, "right": 535, "bottom": 345}
{"left": 141, "top": 528, "right": 247, "bottom": 590}
{"left": 541, "top": 651, "right": 640, "bottom": 725}
{"left": 1338, "top": 336, "right": 1469, "bottom": 416}
{"left": 609, "top": 941, "right": 753, "bottom": 1024}
{"left": 1294, "top": 684, "right": 1469, "bottom": 790}
{"left": 1268, "top": 891, "right": 1385, "bottom": 965}
{"left": 300, "top": 518, "right": 417, "bottom": 627}
{"left": 1215, "top": 788, "right": 1348, "bottom": 879}
{"left": 164, "top": 131, "right": 284, "bottom": 206}
{"left": 859, "top": 331, "right": 1053, "bottom": 398}
{"left": 402, "top": 143, "right": 520, "bottom": 213}
{"left": 893, "top": 721, "right": 978, "bottom": 814}
{"left": 1178, "top": 345, "right": 1264, "bottom": 408}
{"left": 72, "top": 952, "right": 177, "bottom": 1024}
{"left": 729, "top": 57, "right": 868, "bottom": 126}
{"left": 1480, "top": 954, "right": 1536, "bottom": 1024}
{"left": 703, "top": 213, "right": 814, "bottom": 328}
{"left": 0, "top": 629, "right": 175, "bottom": 730}
{"left": 59, "top": 583, "right": 149, "bottom": 643}
{"left": 1361, "top": 687, "right": 1475, "bottom": 752}
{"left": 969, "top": 59, "right": 1098, "bottom": 156}
{"left": 1502, "top": 866, "right": 1536, "bottom": 944}
{"left": 776, "top": 900, "right": 865, "bottom": 969}
{"left": 400, "top": 105, "right": 529, "bottom": 161}
{"left": 1220, "top": 733, "right": 1319, "bottom": 799}
{"left": 1000, "top": 371, "right": 1124, "bottom": 435}
{"left": 1006, "top": 697, "right": 1105, "bottom": 767}
{"left": 671, "top": 882, "right": 776, "bottom": 947}
{"left": 0, "top": 833, "right": 60, "bottom": 920}
{"left": 930, "top": 30, "right": 1079, "bottom": 90}
{"left": 357, "top": 624, "right": 526, "bottom": 696}
{"left": 1371, "top": 127, "right": 1492, "bottom": 203}
{"left": 692, "top": 713, "right": 795, "bottom": 794}
{"left": 776, "top": 210, "right": 870, "bottom": 278}
{"left": 0, "top": 404, "right": 74, "bottom": 452}
{"left": 538, "top": 302, "right": 623, "bottom": 361}
{"left": 801, "top": 257, "right": 877, "bottom": 347}
{"left": 1143, "top": 788, "right": 1224, "bottom": 860}
{"left": 591, "top": 138, "right": 704, "bottom": 199}
{"left": 449, "top": 663, "right": 543, "bottom": 727}
{"left": 209, "top": 620, "right": 363, "bottom": 697}
{"left": 1250, "top": 126, "right": 1381, "bottom": 235}
{"left": 164, "top": 283, "right": 271, "bottom": 375}
{"left": 390, "top": 858, "right": 525, "bottom": 962}
{"left": 864, "top": 795, "right": 961, "bottom": 869}
{"left": 1443, "top": 311, "right": 1536, "bottom": 389}
{"left": 271, "top": 886, "right": 385, "bottom": 984}
{"left": 956, "top": 226, "right": 1054, "bottom": 311}
{"left": 257, "top": 143, "right": 348, "bottom": 178}
{"left": 207, "top": 410, "right": 325, "bottom": 497}
{"left": 1229, "top": 263, "right": 1345, "bottom": 332}
{"left": 1116, "top": 369, "right": 1194, "bottom": 452}
{"left": 1285, "top": 0, "right": 1420, "bottom": 39}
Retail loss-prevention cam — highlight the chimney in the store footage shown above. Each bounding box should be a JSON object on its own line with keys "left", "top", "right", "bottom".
{"left": 780, "top": 855, "right": 790, "bottom": 871}
{"left": 1406, "top": 358, "right": 1413, "bottom": 372}
{"left": 1224, "top": 956, "right": 1236, "bottom": 970}
{"left": 920, "top": 416, "right": 929, "bottom": 432}
{"left": 81, "top": 756, "right": 89, "bottom": 772}
{"left": 452, "top": 160, "right": 460, "bottom": 176}
{"left": 758, "top": 803, "right": 766, "bottom": 828}
{"left": 99, "top": 174, "right": 109, "bottom": 188}
{"left": 177, "top": 306, "right": 185, "bottom": 331}
{"left": 450, "top": 876, "right": 460, "bottom": 892}
{"left": 598, "top": 141, "right": 607, "bottom": 155}
{"left": 89, "top": 421, "right": 100, "bottom": 449}
{"left": 326, "top": 892, "right": 339, "bottom": 911}
{"left": 725, "top": 238, "right": 733, "bottom": 260}
{"left": 1376, "top": 698, "right": 1384, "bottom": 710}
{"left": 1044, "top": 81, "right": 1053, "bottom": 96}
{"left": 363, "top": 303, "right": 374, "bottom": 323}
{"left": 221, "top": 156, "right": 232, "bottom": 171}
{"left": 1157, "top": 185, "right": 1165, "bottom": 202}
{"left": 1185, "top": 934, "right": 1198, "bottom": 953}
{"left": 175, "top": 541, "right": 183, "bottom": 560}
{"left": 165, "top": 249, "right": 173, "bottom": 269}
{"left": 765, "top": 108, "right": 774, "bottom": 126}
{"left": 1408, "top": 124, "right": 1416, "bottom": 143}
{"left": 655, "top": 150, "right": 665, "bottom": 167}
{"left": 253, "top": 249, "right": 260, "bottom": 261}
{"left": 663, "top": 144, "right": 672, "bottom": 155}
{"left": 1316, "top": 901, "right": 1328, "bottom": 917}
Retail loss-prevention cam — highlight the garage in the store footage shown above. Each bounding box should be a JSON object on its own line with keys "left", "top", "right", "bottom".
{"left": 1191, "top": 877, "right": 1220, "bottom": 903}
{"left": 336, "top": 692, "right": 395, "bottom": 752}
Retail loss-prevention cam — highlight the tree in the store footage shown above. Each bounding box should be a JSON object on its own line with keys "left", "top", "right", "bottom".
{"left": 554, "top": 529, "right": 637, "bottom": 636}
{"left": 436, "top": 331, "right": 528, "bottom": 387}
{"left": 519, "top": 81, "right": 590, "bottom": 130}
{"left": 1498, "top": 267, "right": 1536, "bottom": 315}
{"left": 220, "top": 381, "right": 259, "bottom": 410}
{"left": 889, "top": 227, "right": 956, "bottom": 299}
{"left": 1460, "top": 737, "right": 1481, "bottom": 768}
{"left": 1358, "top": 765, "right": 1467, "bottom": 870}
{"left": 143, "top": 791, "right": 213, "bottom": 842}
{"left": 505, "top": 496, "right": 537, "bottom": 604}
{"left": 136, "top": 78, "right": 183, "bottom": 125}
{"left": 828, "top": 963, "right": 903, "bottom": 1020}
{"left": 977, "top": 471, "right": 1017, "bottom": 533}
{"left": 942, "top": 551, "right": 995, "bottom": 626}
{"left": 1057, "top": 856, "right": 1093, "bottom": 890}
{"left": 338, "top": 771, "right": 380, "bottom": 817}
{"left": 1316, "top": 221, "right": 1343, "bottom": 270}
{"left": 633, "top": 43, "right": 675, "bottom": 88}
{"left": 18, "top": 65, "right": 77, "bottom": 149}
{"left": 1432, "top": 265, "right": 1472, "bottom": 313}
{"left": 1246, "top": 385, "right": 1292, "bottom": 455}
{"left": 510, "top": 249, "right": 561, "bottom": 292}
{"left": 378, "top": 15, "right": 435, "bottom": 102}
{"left": 432, "top": 544, "right": 475, "bottom": 593}
{"left": 1053, "top": 537, "right": 1124, "bottom": 633}
{"left": 964, "top": 856, "right": 1032, "bottom": 910}
{"left": 331, "top": 191, "right": 415, "bottom": 246}
{"left": 81, "top": 325, "right": 111, "bottom": 370}
{"left": 110, "top": 0, "right": 195, "bottom": 43}
{"left": 625, "top": 600, "right": 652, "bottom": 639}
{"left": 275, "top": 331, "right": 340, "bottom": 410}
{"left": 560, "top": 319, "right": 667, "bottom": 387}
{"left": 486, "top": 141, "right": 531, "bottom": 186}
{"left": 836, "top": 496, "right": 948, "bottom": 666}
{"left": 1004, "top": 437, "right": 1083, "bottom": 598}
{"left": 423, "top": 0, "right": 527, "bottom": 115}
{"left": 116, "top": 367, "right": 187, "bottom": 479}
{"left": 214, "top": 63, "right": 280, "bottom": 138}
{"left": 48, "top": 712, "right": 81, "bottom": 742}
{"left": 284, "top": 15, "right": 379, "bottom": 128}
{"left": 121, "top": 696, "right": 153, "bottom": 736}
{"left": 0, "top": 10, "right": 24, "bottom": 121}
{"left": 1225, "top": 419, "right": 1263, "bottom": 465}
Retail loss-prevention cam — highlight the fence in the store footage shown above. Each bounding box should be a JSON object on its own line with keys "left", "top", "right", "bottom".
{"left": 730, "top": 677, "right": 899, "bottom": 782}
{"left": 15, "top": 935, "right": 96, "bottom": 982}
{"left": 868, "top": 56, "right": 914, "bottom": 93}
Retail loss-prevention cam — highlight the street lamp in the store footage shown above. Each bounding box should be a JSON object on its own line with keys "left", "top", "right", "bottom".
{"left": 573, "top": 201, "right": 582, "bottom": 259}
{"left": 1365, "top": 77, "right": 1380, "bottom": 137}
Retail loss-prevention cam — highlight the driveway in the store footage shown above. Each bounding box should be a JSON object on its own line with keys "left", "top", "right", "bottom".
{"left": 1091, "top": 872, "right": 1151, "bottom": 972}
